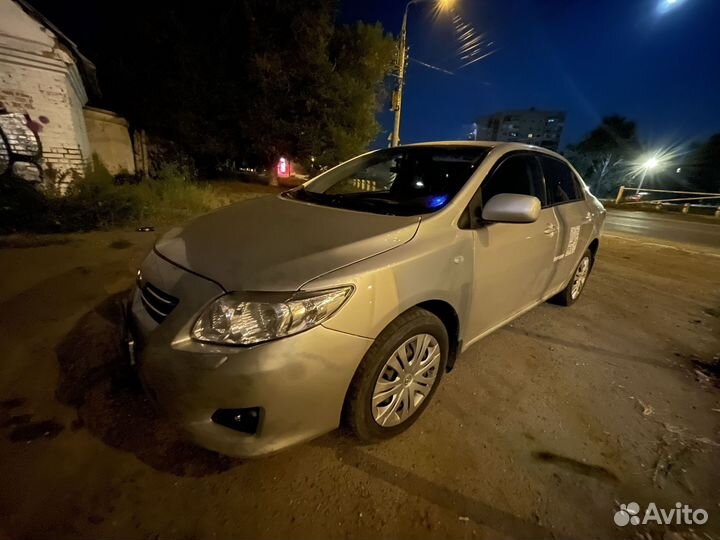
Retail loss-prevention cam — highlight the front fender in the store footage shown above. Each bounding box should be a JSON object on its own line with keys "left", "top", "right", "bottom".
{"left": 310, "top": 227, "right": 474, "bottom": 343}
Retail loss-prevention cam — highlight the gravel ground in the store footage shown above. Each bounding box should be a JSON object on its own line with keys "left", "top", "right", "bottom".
{"left": 0, "top": 226, "right": 718, "bottom": 540}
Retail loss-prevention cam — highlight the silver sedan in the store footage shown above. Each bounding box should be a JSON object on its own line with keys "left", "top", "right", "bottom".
{"left": 129, "top": 142, "right": 606, "bottom": 457}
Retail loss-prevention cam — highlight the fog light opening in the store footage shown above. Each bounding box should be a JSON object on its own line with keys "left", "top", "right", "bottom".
{"left": 211, "top": 407, "right": 261, "bottom": 435}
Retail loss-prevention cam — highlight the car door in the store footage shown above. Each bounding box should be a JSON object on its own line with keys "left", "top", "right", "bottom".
{"left": 540, "top": 155, "right": 595, "bottom": 292}
{"left": 465, "top": 153, "right": 560, "bottom": 344}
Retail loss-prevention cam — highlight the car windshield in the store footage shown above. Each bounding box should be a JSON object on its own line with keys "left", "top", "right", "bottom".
{"left": 284, "top": 146, "right": 489, "bottom": 216}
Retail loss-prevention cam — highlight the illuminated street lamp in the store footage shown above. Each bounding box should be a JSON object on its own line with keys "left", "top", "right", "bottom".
{"left": 390, "top": 0, "right": 457, "bottom": 147}
{"left": 643, "top": 157, "right": 659, "bottom": 170}
{"left": 635, "top": 155, "right": 661, "bottom": 193}
{"left": 658, "top": 0, "right": 684, "bottom": 15}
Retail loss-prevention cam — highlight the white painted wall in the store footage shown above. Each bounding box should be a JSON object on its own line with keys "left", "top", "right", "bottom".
{"left": 0, "top": 0, "right": 54, "bottom": 46}
{"left": 0, "top": 0, "right": 91, "bottom": 182}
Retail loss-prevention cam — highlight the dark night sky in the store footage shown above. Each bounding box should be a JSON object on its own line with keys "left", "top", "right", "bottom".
{"left": 340, "top": 0, "right": 720, "bottom": 149}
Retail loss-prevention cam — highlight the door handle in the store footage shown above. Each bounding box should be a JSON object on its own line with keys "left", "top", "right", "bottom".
{"left": 544, "top": 223, "right": 557, "bottom": 237}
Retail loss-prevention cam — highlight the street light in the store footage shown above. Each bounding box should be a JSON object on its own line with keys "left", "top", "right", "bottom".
{"left": 636, "top": 155, "right": 661, "bottom": 193}
{"left": 390, "top": 0, "right": 456, "bottom": 147}
{"left": 658, "top": 0, "right": 684, "bottom": 15}
{"left": 643, "top": 157, "right": 659, "bottom": 170}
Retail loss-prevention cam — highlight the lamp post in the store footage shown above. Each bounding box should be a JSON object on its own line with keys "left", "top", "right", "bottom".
{"left": 390, "top": 0, "right": 455, "bottom": 147}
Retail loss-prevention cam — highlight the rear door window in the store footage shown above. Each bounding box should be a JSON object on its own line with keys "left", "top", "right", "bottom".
{"left": 541, "top": 156, "right": 583, "bottom": 205}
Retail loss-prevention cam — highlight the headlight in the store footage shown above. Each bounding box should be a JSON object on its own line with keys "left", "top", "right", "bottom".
{"left": 191, "top": 287, "right": 352, "bottom": 345}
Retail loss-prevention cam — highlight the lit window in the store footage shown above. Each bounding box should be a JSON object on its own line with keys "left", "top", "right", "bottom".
{"left": 528, "top": 133, "right": 534, "bottom": 138}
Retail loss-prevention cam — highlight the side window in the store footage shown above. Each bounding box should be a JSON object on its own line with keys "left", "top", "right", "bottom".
{"left": 481, "top": 155, "right": 546, "bottom": 206}
{"left": 541, "top": 156, "right": 582, "bottom": 204}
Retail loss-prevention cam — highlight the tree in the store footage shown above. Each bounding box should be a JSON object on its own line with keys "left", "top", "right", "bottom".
{"left": 31, "top": 0, "right": 396, "bottom": 171}
{"left": 239, "top": 13, "right": 395, "bottom": 168}
{"left": 320, "top": 23, "right": 397, "bottom": 165}
{"left": 684, "top": 133, "right": 720, "bottom": 193}
{"left": 566, "top": 115, "right": 640, "bottom": 196}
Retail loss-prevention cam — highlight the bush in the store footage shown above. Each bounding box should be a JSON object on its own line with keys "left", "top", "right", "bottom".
{"left": 135, "top": 163, "right": 214, "bottom": 221}
{"left": 53, "top": 158, "right": 143, "bottom": 231}
{"left": 0, "top": 175, "right": 52, "bottom": 232}
{"left": 0, "top": 157, "right": 216, "bottom": 234}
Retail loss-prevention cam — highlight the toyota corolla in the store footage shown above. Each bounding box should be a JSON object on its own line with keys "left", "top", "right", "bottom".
{"left": 129, "top": 142, "right": 606, "bottom": 457}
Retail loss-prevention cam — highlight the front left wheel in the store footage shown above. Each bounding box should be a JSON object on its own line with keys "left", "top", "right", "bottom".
{"left": 343, "top": 308, "right": 448, "bottom": 442}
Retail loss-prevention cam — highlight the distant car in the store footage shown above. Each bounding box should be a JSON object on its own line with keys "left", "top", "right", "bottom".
{"left": 624, "top": 192, "right": 648, "bottom": 202}
{"left": 129, "top": 142, "right": 606, "bottom": 457}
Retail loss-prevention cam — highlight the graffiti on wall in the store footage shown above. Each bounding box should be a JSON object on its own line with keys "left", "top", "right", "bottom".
{"left": 0, "top": 110, "right": 44, "bottom": 185}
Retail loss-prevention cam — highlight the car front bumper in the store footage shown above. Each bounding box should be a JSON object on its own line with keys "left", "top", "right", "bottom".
{"left": 131, "top": 251, "right": 373, "bottom": 458}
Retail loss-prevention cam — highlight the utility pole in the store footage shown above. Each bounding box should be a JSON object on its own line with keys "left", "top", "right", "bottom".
{"left": 390, "top": 6, "right": 410, "bottom": 147}
{"left": 390, "top": 0, "right": 454, "bottom": 147}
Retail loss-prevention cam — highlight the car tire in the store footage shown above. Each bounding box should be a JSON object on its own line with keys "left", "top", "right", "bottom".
{"left": 343, "top": 308, "right": 448, "bottom": 442}
{"left": 550, "top": 248, "right": 594, "bottom": 307}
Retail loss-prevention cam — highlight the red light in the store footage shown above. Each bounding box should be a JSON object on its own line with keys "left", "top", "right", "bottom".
{"left": 277, "top": 157, "right": 290, "bottom": 178}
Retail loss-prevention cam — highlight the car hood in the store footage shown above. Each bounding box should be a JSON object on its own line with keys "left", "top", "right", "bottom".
{"left": 154, "top": 195, "right": 420, "bottom": 292}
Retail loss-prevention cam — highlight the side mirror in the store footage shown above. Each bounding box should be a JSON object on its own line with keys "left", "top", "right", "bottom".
{"left": 481, "top": 193, "right": 541, "bottom": 223}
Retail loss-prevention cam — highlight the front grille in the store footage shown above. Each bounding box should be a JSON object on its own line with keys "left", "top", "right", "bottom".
{"left": 140, "top": 282, "right": 179, "bottom": 324}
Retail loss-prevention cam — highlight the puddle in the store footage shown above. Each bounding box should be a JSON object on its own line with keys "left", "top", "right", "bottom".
{"left": 0, "top": 237, "right": 71, "bottom": 249}
{"left": 692, "top": 356, "right": 720, "bottom": 377}
{"left": 108, "top": 239, "right": 133, "bottom": 250}
{"left": 691, "top": 356, "right": 720, "bottom": 389}
{"left": 1, "top": 414, "right": 32, "bottom": 428}
{"left": 0, "top": 397, "right": 26, "bottom": 409}
{"left": 532, "top": 450, "right": 618, "bottom": 483}
{"left": 9, "top": 419, "right": 64, "bottom": 442}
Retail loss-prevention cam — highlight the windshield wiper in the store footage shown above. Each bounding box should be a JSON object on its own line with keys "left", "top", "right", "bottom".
{"left": 289, "top": 188, "right": 399, "bottom": 215}
{"left": 288, "top": 187, "right": 332, "bottom": 203}
{"left": 333, "top": 196, "right": 398, "bottom": 215}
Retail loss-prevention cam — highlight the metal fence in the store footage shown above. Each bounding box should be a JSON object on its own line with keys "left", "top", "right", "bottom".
{"left": 614, "top": 186, "right": 720, "bottom": 218}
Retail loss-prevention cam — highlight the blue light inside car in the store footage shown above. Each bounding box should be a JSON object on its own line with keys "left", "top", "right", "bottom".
{"left": 427, "top": 194, "right": 449, "bottom": 209}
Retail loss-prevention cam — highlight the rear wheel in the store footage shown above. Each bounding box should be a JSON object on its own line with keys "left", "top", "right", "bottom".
{"left": 343, "top": 308, "right": 448, "bottom": 442}
{"left": 550, "top": 249, "right": 593, "bottom": 306}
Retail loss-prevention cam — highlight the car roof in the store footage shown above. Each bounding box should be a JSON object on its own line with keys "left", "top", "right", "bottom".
{"left": 402, "top": 140, "right": 566, "bottom": 160}
{"left": 402, "top": 140, "right": 497, "bottom": 148}
{"left": 399, "top": 141, "right": 583, "bottom": 181}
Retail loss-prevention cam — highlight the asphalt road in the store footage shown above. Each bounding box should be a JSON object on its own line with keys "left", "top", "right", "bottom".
{"left": 604, "top": 209, "right": 720, "bottom": 250}
{"left": 1, "top": 231, "right": 719, "bottom": 540}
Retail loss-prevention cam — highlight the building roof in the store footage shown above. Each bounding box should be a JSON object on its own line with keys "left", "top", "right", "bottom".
{"left": 13, "top": 0, "right": 100, "bottom": 98}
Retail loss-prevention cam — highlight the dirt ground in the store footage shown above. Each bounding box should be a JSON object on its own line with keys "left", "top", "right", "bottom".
{"left": 0, "top": 225, "right": 719, "bottom": 540}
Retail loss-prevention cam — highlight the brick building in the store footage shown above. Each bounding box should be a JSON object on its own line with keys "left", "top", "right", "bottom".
{"left": 0, "top": 0, "right": 135, "bottom": 184}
